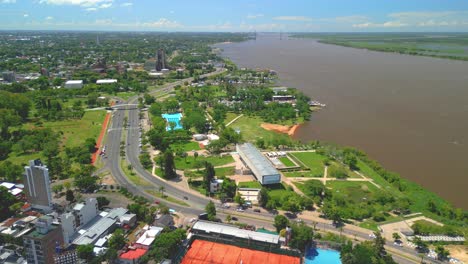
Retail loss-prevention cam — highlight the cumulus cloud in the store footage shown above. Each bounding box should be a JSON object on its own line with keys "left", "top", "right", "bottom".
{"left": 39, "top": 0, "right": 112, "bottom": 7}
{"left": 273, "top": 16, "right": 312, "bottom": 22}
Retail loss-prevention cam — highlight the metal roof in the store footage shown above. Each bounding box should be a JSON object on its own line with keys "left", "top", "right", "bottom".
{"left": 192, "top": 221, "right": 280, "bottom": 244}
{"left": 237, "top": 143, "right": 280, "bottom": 179}
{"left": 72, "top": 208, "right": 127, "bottom": 245}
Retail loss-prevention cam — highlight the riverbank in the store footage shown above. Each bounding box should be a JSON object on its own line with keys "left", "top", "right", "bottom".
{"left": 261, "top": 123, "right": 301, "bottom": 136}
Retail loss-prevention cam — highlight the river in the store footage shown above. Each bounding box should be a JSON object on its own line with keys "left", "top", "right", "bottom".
{"left": 216, "top": 34, "right": 468, "bottom": 209}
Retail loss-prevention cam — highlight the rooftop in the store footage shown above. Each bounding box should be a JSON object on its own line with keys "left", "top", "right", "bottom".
{"left": 181, "top": 240, "right": 300, "bottom": 264}
{"left": 192, "top": 221, "right": 280, "bottom": 244}
{"left": 65, "top": 80, "right": 83, "bottom": 84}
{"left": 119, "top": 248, "right": 147, "bottom": 260}
{"left": 237, "top": 143, "right": 280, "bottom": 177}
{"left": 135, "top": 226, "right": 163, "bottom": 246}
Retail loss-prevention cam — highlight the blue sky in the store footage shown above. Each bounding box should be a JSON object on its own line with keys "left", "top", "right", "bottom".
{"left": 1, "top": 0, "right": 468, "bottom": 32}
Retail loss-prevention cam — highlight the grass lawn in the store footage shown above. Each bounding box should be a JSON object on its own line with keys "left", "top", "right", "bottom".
{"left": 121, "top": 159, "right": 153, "bottom": 187}
{"left": 175, "top": 155, "right": 234, "bottom": 170}
{"left": 359, "top": 216, "right": 405, "bottom": 232}
{"left": 279, "top": 156, "right": 296, "bottom": 167}
{"left": 283, "top": 171, "right": 323, "bottom": 178}
{"left": 289, "top": 152, "right": 326, "bottom": 177}
{"left": 327, "top": 181, "right": 380, "bottom": 204}
{"left": 238, "top": 181, "right": 262, "bottom": 189}
{"left": 228, "top": 114, "right": 291, "bottom": 143}
{"left": 265, "top": 183, "right": 296, "bottom": 202}
{"left": 215, "top": 166, "right": 235, "bottom": 177}
{"left": 170, "top": 141, "right": 201, "bottom": 152}
{"left": 225, "top": 112, "right": 239, "bottom": 125}
{"left": 9, "top": 111, "right": 107, "bottom": 166}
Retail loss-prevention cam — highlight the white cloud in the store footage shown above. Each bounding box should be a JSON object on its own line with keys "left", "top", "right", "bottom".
{"left": 85, "top": 7, "right": 97, "bottom": 11}
{"left": 247, "top": 14, "right": 264, "bottom": 19}
{"left": 23, "top": 13, "right": 29, "bottom": 17}
{"left": 1, "top": 0, "right": 16, "bottom": 3}
{"left": 45, "top": 16, "right": 54, "bottom": 20}
{"left": 120, "top": 2, "right": 132, "bottom": 7}
{"left": 273, "top": 16, "right": 312, "bottom": 22}
{"left": 353, "top": 10, "right": 468, "bottom": 29}
{"left": 39, "top": 0, "right": 112, "bottom": 7}
{"left": 98, "top": 2, "right": 111, "bottom": 8}
{"left": 140, "top": 18, "right": 183, "bottom": 29}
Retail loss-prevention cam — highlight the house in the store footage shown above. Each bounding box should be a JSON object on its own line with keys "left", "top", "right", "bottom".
{"left": 64, "top": 80, "right": 83, "bottom": 89}
{"left": 210, "top": 179, "right": 223, "bottom": 193}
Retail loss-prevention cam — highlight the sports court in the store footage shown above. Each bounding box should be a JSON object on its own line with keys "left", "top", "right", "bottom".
{"left": 181, "top": 240, "right": 301, "bottom": 264}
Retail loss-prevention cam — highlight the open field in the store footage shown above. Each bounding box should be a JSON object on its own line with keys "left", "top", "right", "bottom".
{"left": 289, "top": 152, "right": 326, "bottom": 177}
{"left": 215, "top": 166, "right": 235, "bottom": 177}
{"left": 328, "top": 162, "right": 361, "bottom": 178}
{"left": 293, "top": 33, "right": 468, "bottom": 61}
{"left": 227, "top": 114, "right": 291, "bottom": 143}
{"left": 170, "top": 141, "right": 201, "bottom": 152}
{"left": 8, "top": 110, "right": 107, "bottom": 165}
{"left": 327, "top": 181, "right": 380, "bottom": 204}
{"left": 174, "top": 155, "right": 234, "bottom": 170}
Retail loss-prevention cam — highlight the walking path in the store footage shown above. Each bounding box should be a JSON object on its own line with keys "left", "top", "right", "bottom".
{"left": 225, "top": 114, "right": 244, "bottom": 127}
{"left": 91, "top": 111, "right": 111, "bottom": 164}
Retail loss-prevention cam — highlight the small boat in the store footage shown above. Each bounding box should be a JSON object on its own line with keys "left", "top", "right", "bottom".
{"left": 309, "top": 100, "right": 326, "bottom": 107}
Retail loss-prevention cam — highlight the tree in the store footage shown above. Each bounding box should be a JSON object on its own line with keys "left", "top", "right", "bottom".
{"left": 159, "top": 186, "right": 165, "bottom": 197}
{"left": 435, "top": 245, "right": 449, "bottom": 260}
{"left": 413, "top": 236, "right": 427, "bottom": 252}
{"left": 108, "top": 229, "right": 126, "bottom": 250}
{"left": 65, "top": 189, "right": 75, "bottom": 203}
{"left": 160, "top": 150, "right": 177, "bottom": 179}
{"left": 343, "top": 153, "right": 358, "bottom": 170}
{"left": 84, "top": 138, "right": 97, "bottom": 153}
{"left": 289, "top": 223, "right": 314, "bottom": 251}
{"left": 203, "top": 162, "right": 215, "bottom": 192}
{"left": 0, "top": 161, "right": 23, "bottom": 182}
{"left": 392, "top": 232, "right": 401, "bottom": 241}
{"left": 77, "top": 244, "right": 94, "bottom": 261}
{"left": 225, "top": 214, "right": 232, "bottom": 222}
{"left": 221, "top": 178, "right": 237, "bottom": 199}
{"left": 96, "top": 196, "right": 110, "bottom": 209}
{"left": 274, "top": 215, "right": 289, "bottom": 232}
{"left": 259, "top": 188, "right": 270, "bottom": 208}
{"left": 205, "top": 201, "right": 216, "bottom": 221}
{"left": 0, "top": 187, "right": 16, "bottom": 221}
{"left": 234, "top": 193, "right": 245, "bottom": 206}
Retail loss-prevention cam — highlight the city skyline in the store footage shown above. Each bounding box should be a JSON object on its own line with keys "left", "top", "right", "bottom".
{"left": 1, "top": 0, "right": 468, "bottom": 32}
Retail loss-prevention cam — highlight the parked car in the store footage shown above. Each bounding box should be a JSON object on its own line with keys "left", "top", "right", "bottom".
{"left": 253, "top": 209, "right": 261, "bottom": 213}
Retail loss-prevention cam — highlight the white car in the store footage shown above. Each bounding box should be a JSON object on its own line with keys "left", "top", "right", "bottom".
{"left": 236, "top": 208, "right": 245, "bottom": 212}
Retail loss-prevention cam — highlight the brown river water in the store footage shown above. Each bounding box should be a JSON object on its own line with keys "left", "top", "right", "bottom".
{"left": 216, "top": 34, "right": 468, "bottom": 209}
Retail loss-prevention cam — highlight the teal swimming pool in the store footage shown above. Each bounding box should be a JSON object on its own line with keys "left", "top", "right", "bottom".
{"left": 162, "top": 113, "right": 183, "bottom": 131}
{"left": 305, "top": 248, "right": 341, "bottom": 264}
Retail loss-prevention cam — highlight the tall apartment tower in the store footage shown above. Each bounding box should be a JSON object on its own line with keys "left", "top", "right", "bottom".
{"left": 156, "top": 49, "right": 166, "bottom": 71}
{"left": 24, "top": 159, "right": 52, "bottom": 212}
{"left": 23, "top": 216, "right": 64, "bottom": 264}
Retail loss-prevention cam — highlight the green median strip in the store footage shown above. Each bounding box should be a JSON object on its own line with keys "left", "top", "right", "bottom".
{"left": 146, "top": 190, "right": 190, "bottom": 207}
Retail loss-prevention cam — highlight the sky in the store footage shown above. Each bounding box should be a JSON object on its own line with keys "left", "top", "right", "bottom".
{"left": 1, "top": 0, "right": 468, "bottom": 32}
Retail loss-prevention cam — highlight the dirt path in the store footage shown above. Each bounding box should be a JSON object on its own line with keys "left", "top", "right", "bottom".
{"left": 92, "top": 111, "right": 111, "bottom": 164}
{"left": 225, "top": 114, "right": 244, "bottom": 127}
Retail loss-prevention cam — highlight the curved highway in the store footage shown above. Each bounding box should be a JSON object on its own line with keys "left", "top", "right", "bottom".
{"left": 101, "top": 68, "right": 440, "bottom": 264}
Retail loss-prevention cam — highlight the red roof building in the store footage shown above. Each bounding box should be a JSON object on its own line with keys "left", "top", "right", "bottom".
{"left": 119, "top": 248, "right": 148, "bottom": 264}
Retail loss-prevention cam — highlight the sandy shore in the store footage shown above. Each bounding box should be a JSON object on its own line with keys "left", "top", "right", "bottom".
{"left": 261, "top": 123, "right": 301, "bottom": 136}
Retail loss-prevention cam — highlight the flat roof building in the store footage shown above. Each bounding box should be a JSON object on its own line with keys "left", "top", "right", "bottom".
{"left": 236, "top": 143, "right": 281, "bottom": 185}
{"left": 96, "top": 79, "right": 117, "bottom": 84}
{"left": 23, "top": 216, "right": 64, "bottom": 264}
{"left": 64, "top": 80, "right": 83, "bottom": 89}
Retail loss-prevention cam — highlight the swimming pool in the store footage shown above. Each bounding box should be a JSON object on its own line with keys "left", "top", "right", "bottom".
{"left": 305, "top": 248, "right": 341, "bottom": 264}
{"left": 162, "top": 113, "right": 183, "bottom": 131}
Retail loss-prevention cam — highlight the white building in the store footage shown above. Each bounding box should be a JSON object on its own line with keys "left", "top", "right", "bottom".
{"left": 237, "top": 188, "right": 261, "bottom": 204}
{"left": 210, "top": 179, "right": 223, "bottom": 193}
{"left": 23, "top": 160, "right": 52, "bottom": 212}
{"left": 64, "top": 80, "right": 83, "bottom": 89}
{"left": 135, "top": 226, "right": 163, "bottom": 249}
{"left": 96, "top": 79, "right": 118, "bottom": 84}
{"left": 61, "top": 198, "right": 99, "bottom": 245}
{"left": 236, "top": 143, "right": 281, "bottom": 185}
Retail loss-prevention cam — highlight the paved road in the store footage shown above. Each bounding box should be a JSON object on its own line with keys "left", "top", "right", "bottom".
{"left": 102, "top": 68, "right": 440, "bottom": 264}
